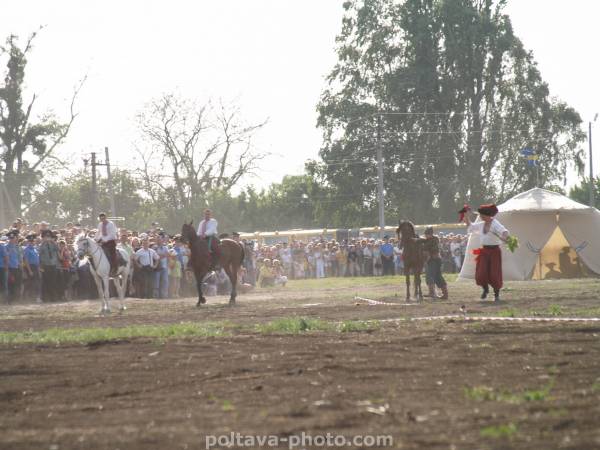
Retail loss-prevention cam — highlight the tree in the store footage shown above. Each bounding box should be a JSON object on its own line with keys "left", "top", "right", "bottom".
{"left": 135, "top": 94, "right": 268, "bottom": 213}
{"left": 25, "top": 169, "right": 144, "bottom": 227}
{"left": 317, "top": 0, "right": 585, "bottom": 224}
{"left": 0, "top": 31, "right": 82, "bottom": 220}
{"left": 247, "top": 174, "right": 328, "bottom": 230}
{"left": 570, "top": 177, "right": 600, "bottom": 209}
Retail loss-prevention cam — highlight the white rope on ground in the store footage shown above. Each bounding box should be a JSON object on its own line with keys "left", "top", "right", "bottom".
{"left": 354, "top": 297, "right": 600, "bottom": 323}
{"left": 410, "top": 315, "right": 600, "bottom": 322}
{"left": 354, "top": 296, "right": 419, "bottom": 306}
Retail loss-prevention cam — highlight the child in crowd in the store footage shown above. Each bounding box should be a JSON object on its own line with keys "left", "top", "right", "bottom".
{"left": 168, "top": 248, "right": 181, "bottom": 298}
{"left": 258, "top": 258, "right": 275, "bottom": 287}
{"left": 273, "top": 259, "right": 288, "bottom": 287}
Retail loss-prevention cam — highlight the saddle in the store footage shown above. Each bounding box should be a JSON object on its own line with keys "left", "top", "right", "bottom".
{"left": 198, "top": 236, "right": 221, "bottom": 271}
{"left": 98, "top": 246, "right": 126, "bottom": 274}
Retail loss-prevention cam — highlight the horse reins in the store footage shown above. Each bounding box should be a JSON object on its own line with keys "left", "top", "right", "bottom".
{"left": 82, "top": 238, "right": 106, "bottom": 264}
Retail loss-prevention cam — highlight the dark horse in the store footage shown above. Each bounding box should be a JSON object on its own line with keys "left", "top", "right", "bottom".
{"left": 181, "top": 222, "right": 245, "bottom": 306}
{"left": 396, "top": 220, "right": 424, "bottom": 302}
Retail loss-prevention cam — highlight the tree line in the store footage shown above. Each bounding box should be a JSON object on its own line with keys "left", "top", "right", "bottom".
{"left": 1, "top": 1, "right": 596, "bottom": 234}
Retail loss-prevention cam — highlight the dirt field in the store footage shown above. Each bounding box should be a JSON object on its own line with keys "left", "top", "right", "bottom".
{"left": 1, "top": 278, "right": 600, "bottom": 450}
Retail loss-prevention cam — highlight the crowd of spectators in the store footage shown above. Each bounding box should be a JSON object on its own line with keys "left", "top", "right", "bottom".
{"left": 0, "top": 217, "right": 468, "bottom": 303}
{"left": 243, "top": 233, "right": 468, "bottom": 287}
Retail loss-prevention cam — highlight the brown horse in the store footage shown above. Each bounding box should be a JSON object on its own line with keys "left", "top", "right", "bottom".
{"left": 181, "top": 222, "right": 245, "bottom": 306}
{"left": 396, "top": 220, "right": 424, "bottom": 302}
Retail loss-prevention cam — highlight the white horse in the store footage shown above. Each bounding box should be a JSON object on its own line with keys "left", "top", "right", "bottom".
{"left": 76, "top": 235, "right": 131, "bottom": 314}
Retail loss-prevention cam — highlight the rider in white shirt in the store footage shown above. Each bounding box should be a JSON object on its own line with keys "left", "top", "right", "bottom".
{"left": 197, "top": 209, "right": 220, "bottom": 270}
{"left": 197, "top": 209, "right": 219, "bottom": 237}
{"left": 94, "top": 212, "right": 119, "bottom": 275}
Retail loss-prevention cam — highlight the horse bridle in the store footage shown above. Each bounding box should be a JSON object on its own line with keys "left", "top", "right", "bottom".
{"left": 398, "top": 223, "right": 415, "bottom": 246}
{"left": 79, "top": 238, "right": 104, "bottom": 261}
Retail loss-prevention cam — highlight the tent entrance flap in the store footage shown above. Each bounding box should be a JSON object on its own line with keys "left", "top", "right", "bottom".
{"left": 532, "top": 226, "right": 592, "bottom": 280}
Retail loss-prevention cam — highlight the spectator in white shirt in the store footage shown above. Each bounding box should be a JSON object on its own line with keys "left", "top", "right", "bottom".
{"left": 135, "top": 239, "right": 159, "bottom": 298}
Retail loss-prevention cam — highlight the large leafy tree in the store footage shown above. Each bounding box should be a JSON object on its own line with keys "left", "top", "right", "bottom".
{"left": 317, "top": 0, "right": 585, "bottom": 224}
{"left": 569, "top": 177, "right": 600, "bottom": 209}
{"left": 0, "top": 31, "right": 82, "bottom": 220}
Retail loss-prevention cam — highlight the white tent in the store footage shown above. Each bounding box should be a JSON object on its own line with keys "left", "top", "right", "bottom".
{"left": 458, "top": 188, "right": 600, "bottom": 281}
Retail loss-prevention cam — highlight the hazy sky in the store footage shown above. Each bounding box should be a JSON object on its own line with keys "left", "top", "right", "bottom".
{"left": 4, "top": 0, "right": 600, "bottom": 191}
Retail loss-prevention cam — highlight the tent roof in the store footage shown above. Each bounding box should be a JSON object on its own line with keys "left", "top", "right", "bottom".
{"left": 498, "top": 188, "right": 594, "bottom": 213}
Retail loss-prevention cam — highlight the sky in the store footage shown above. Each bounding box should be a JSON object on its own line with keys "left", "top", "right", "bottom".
{"left": 3, "top": 0, "right": 600, "bottom": 192}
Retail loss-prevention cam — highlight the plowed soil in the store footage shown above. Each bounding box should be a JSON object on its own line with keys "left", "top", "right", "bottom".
{"left": 1, "top": 278, "right": 600, "bottom": 450}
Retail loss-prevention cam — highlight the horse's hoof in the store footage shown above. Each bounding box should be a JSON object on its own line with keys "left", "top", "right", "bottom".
{"left": 228, "top": 300, "right": 236, "bottom": 306}
{"left": 100, "top": 308, "right": 111, "bottom": 315}
{"left": 119, "top": 305, "right": 127, "bottom": 312}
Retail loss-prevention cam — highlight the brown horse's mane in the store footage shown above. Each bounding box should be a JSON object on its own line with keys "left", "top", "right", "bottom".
{"left": 397, "top": 220, "right": 418, "bottom": 244}
{"left": 181, "top": 222, "right": 198, "bottom": 244}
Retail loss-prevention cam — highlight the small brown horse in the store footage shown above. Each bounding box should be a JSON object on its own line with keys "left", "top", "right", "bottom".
{"left": 396, "top": 220, "right": 424, "bottom": 302}
{"left": 181, "top": 222, "right": 245, "bottom": 306}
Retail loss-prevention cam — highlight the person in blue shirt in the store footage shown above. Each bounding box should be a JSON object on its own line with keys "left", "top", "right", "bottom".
{"left": 23, "top": 234, "right": 41, "bottom": 302}
{"left": 153, "top": 234, "right": 170, "bottom": 299}
{"left": 380, "top": 235, "right": 395, "bottom": 276}
{"left": 0, "top": 237, "right": 8, "bottom": 300}
{"left": 5, "top": 230, "right": 23, "bottom": 302}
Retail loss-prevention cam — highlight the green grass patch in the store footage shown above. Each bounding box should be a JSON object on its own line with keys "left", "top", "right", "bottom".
{"left": 497, "top": 308, "right": 518, "bottom": 318}
{"left": 338, "top": 320, "right": 380, "bottom": 333}
{"left": 0, "top": 322, "right": 227, "bottom": 345}
{"left": 480, "top": 423, "right": 517, "bottom": 439}
{"left": 464, "top": 386, "right": 497, "bottom": 401}
{"left": 547, "top": 304, "right": 564, "bottom": 316}
{"left": 569, "top": 307, "right": 600, "bottom": 317}
{"left": 464, "top": 380, "right": 553, "bottom": 404}
{"left": 255, "top": 317, "right": 333, "bottom": 334}
{"left": 2, "top": 317, "right": 383, "bottom": 345}
{"left": 283, "top": 274, "right": 458, "bottom": 291}
{"left": 592, "top": 379, "right": 600, "bottom": 393}
{"left": 221, "top": 400, "right": 235, "bottom": 412}
{"left": 254, "top": 317, "right": 381, "bottom": 334}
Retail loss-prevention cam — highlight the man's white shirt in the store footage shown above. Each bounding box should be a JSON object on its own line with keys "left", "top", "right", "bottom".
{"left": 135, "top": 247, "right": 159, "bottom": 267}
{"left": 467, "top": 219, "right": 508, "bottom": 246}
{"left": 95, "top": 220, "right": 118, "bottom": 242}
{"left": 197, "top": 218, "right": 218, "bottom": 237}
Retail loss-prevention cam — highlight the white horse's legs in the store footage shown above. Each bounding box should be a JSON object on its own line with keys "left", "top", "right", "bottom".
{"left": 91, "top": 272, "right": 108, "bottom": 314}
{"left": 114, "top": 272, "right": 128, "bottom": 311}
{"left": 102, "top": 276, "right": 111, "bottom": 313}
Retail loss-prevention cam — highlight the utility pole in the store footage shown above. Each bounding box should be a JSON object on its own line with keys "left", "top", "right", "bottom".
{"left": 589, "top": 116, "right": 597, "bottom": 208}
{"left": 0, "top": 179, "right": 4, "bottom": 229}
{"left": 105, "top": 147, "right": 116, "bottom": 218}
{"left": 91, "top": 152, "right": 98, "bottom": 222}
{"left": 376, "top": 115, "right": 385, "bottom": 238}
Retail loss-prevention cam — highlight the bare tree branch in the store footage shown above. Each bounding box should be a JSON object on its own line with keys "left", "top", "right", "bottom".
{"left": 136, "top": 93, "right": 269, "bottom": 207}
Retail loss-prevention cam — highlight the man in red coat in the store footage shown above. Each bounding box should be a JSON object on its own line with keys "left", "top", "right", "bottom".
{"left": 463, "top": 204, "right": 511, "bottom": 302}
